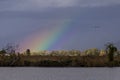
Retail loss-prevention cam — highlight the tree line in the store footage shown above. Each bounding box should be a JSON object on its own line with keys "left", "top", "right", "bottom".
{"left": 0, "top": 43, "right": 119, "bottom": 67}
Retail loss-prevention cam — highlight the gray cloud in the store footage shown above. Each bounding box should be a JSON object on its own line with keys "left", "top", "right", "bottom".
{"left": 77, "top": 0, "right": 120, "bottom": 7}
{"left": 1, "top": 0, "right": 120, "bottom": 11}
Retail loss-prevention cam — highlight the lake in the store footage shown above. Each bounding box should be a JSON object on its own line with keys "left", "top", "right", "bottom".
{"left": 0, "top": 68, "right": 120, "bottom": 80}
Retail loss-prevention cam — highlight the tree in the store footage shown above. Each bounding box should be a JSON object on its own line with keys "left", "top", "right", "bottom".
{"left": 0, "top": 49, "right": 6, "bottom": 55}
{"left": 3, "top": 43, "right": 19, "bottom": 54}
{"left": 105, "top": 43, "right": 117, "bottom": 62}
{"left": 84, "top": 48, "right": 100, "bottom": 56}
{"left": 26, "top": 49, "right": 31, "bottom": 56}
{"left": 99, "top": 49, "right": 106, "bottom": 56}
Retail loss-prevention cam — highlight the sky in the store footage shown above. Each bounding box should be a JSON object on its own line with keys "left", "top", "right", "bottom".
{"left": 0, "top": 0, "right": 120, "bottom": 52}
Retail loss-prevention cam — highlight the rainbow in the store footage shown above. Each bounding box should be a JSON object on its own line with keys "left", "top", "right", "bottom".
{"left": 20, "top": 19, "right": 74, "bottom": 52}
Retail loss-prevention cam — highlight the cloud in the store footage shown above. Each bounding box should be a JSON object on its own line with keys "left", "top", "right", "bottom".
{"left": 77, "top": 0, "right": 120, "bottom": 7}
{"left": 32, "top": 0, "right": 76, "bottom": 7}
{"left": 1, "top": 0, "right": 120, "bottom": 11}
{"left": 0, "top": 0, "right": 77, "bottom": 11}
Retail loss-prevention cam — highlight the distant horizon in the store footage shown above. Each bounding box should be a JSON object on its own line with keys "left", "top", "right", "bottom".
{"left": 0, "top": 42, "right": 119, "bottom": 53}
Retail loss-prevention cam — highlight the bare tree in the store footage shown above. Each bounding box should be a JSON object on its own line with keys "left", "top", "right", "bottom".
{"left": 3, "top": 43, "right": 19, "bottom": 54}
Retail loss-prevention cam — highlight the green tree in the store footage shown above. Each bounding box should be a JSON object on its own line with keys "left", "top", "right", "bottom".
{"left": 105, "top": 43, "right": 117, "bottom": 62}
{"left": 0, "top": 49, "right": 6, "bottom": 55}
{"left": 26, "top": 49, "right": 31, "bottom": 56}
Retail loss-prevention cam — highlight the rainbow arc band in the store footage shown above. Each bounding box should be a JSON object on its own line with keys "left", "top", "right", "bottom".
{"left": 20, "top": 20, "right": 73, "bottom": 52}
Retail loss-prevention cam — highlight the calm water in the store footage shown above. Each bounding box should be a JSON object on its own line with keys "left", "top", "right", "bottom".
{"left": 0, "top": 68, "right": 120, "bottom": 80}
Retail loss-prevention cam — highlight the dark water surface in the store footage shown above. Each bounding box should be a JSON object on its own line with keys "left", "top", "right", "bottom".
{"left": 0, "top": 68, "right": 120, "bottom": 80}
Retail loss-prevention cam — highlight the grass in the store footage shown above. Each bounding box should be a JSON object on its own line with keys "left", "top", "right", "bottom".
{"left": 0, "top": 54, "right": 120, "bottom": 67}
